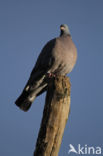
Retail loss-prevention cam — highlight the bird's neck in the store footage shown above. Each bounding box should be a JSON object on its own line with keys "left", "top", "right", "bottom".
{"left": 60, "top": 30, "right": 71, "bottom": 37}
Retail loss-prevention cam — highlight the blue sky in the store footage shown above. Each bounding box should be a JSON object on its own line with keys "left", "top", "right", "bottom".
{"left": 0, "top": 0, "right": 103, "bottom": 156}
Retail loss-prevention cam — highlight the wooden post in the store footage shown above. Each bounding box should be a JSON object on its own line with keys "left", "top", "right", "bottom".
{"left": 34, "top": 76, "right": 71, "bottom": 156}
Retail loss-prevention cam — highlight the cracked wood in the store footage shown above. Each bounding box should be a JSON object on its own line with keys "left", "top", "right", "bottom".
{"left": 34, "top": 76, "right": 71, "bottom": 156}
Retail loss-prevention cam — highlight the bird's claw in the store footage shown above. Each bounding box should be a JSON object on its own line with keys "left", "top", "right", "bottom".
{"left": 46, "top": 72, "right": 56, "bottom": 78}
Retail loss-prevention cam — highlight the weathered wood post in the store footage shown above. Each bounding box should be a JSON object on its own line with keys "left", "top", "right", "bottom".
{"left": 34, "top": 76, "right": 71, "bottom": 156}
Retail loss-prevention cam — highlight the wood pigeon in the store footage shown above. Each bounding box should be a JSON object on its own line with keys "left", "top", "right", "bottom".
{"left": 15, "top": 24, "right": 77, "bottom": 111}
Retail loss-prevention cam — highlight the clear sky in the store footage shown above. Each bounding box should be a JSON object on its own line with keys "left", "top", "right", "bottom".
{"left": 0, "top": 0, "right": 103, "bottom": 156}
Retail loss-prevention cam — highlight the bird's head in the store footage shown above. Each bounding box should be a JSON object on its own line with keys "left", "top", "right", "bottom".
{"left": 60, "top": 24, "right": 71, "bottom": 36}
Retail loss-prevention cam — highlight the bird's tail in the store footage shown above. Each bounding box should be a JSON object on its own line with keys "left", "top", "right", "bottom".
{"left": 15, "top": 79, "right": 48, "bottom": 111}
{"left": 15, "top": 90, "right": 34, "bottom": 112}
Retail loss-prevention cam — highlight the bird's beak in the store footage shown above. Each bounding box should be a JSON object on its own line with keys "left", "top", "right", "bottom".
{"left": 60, "top": 26, "right": 65, "bottom": 30}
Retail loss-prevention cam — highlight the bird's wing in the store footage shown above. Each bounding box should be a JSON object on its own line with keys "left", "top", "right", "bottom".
{"left": 23, "top": 38, "right": 57, "bottom": 94}
{"left": 30, "top": 38, "right": 56, "bottom": 78}
{"left": 15, "top": 38, "right": 56, "bottom": 111}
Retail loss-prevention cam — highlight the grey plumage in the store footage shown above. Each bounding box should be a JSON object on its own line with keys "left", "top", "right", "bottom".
{"left": 15, "top": 24, "right": 77, "bottom": 111}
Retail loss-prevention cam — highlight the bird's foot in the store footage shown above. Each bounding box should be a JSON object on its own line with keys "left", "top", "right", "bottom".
{"left": 46, "top": 72, "right": 56, "bottom": 78}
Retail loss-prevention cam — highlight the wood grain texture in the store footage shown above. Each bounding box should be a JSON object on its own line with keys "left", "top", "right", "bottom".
{"left": 34, "top": 76, "right": 71, "bottom": 156}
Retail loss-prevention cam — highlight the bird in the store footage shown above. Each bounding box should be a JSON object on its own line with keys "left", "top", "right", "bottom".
{"left": 15, "top": 24, "right": 77, "bottom": 111}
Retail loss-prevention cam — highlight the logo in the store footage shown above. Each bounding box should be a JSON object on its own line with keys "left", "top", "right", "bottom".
{"left": 68, "top": 144, "right": 102, "bottom": 155}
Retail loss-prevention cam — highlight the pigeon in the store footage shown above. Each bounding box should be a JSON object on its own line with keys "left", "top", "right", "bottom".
{"left": 15, "top": 24, "right": 77, "bottom": 111}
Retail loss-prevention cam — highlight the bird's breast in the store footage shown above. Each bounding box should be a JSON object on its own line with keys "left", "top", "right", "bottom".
{"left": 52, "top": 37, "right": 77, "bottom": 74}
